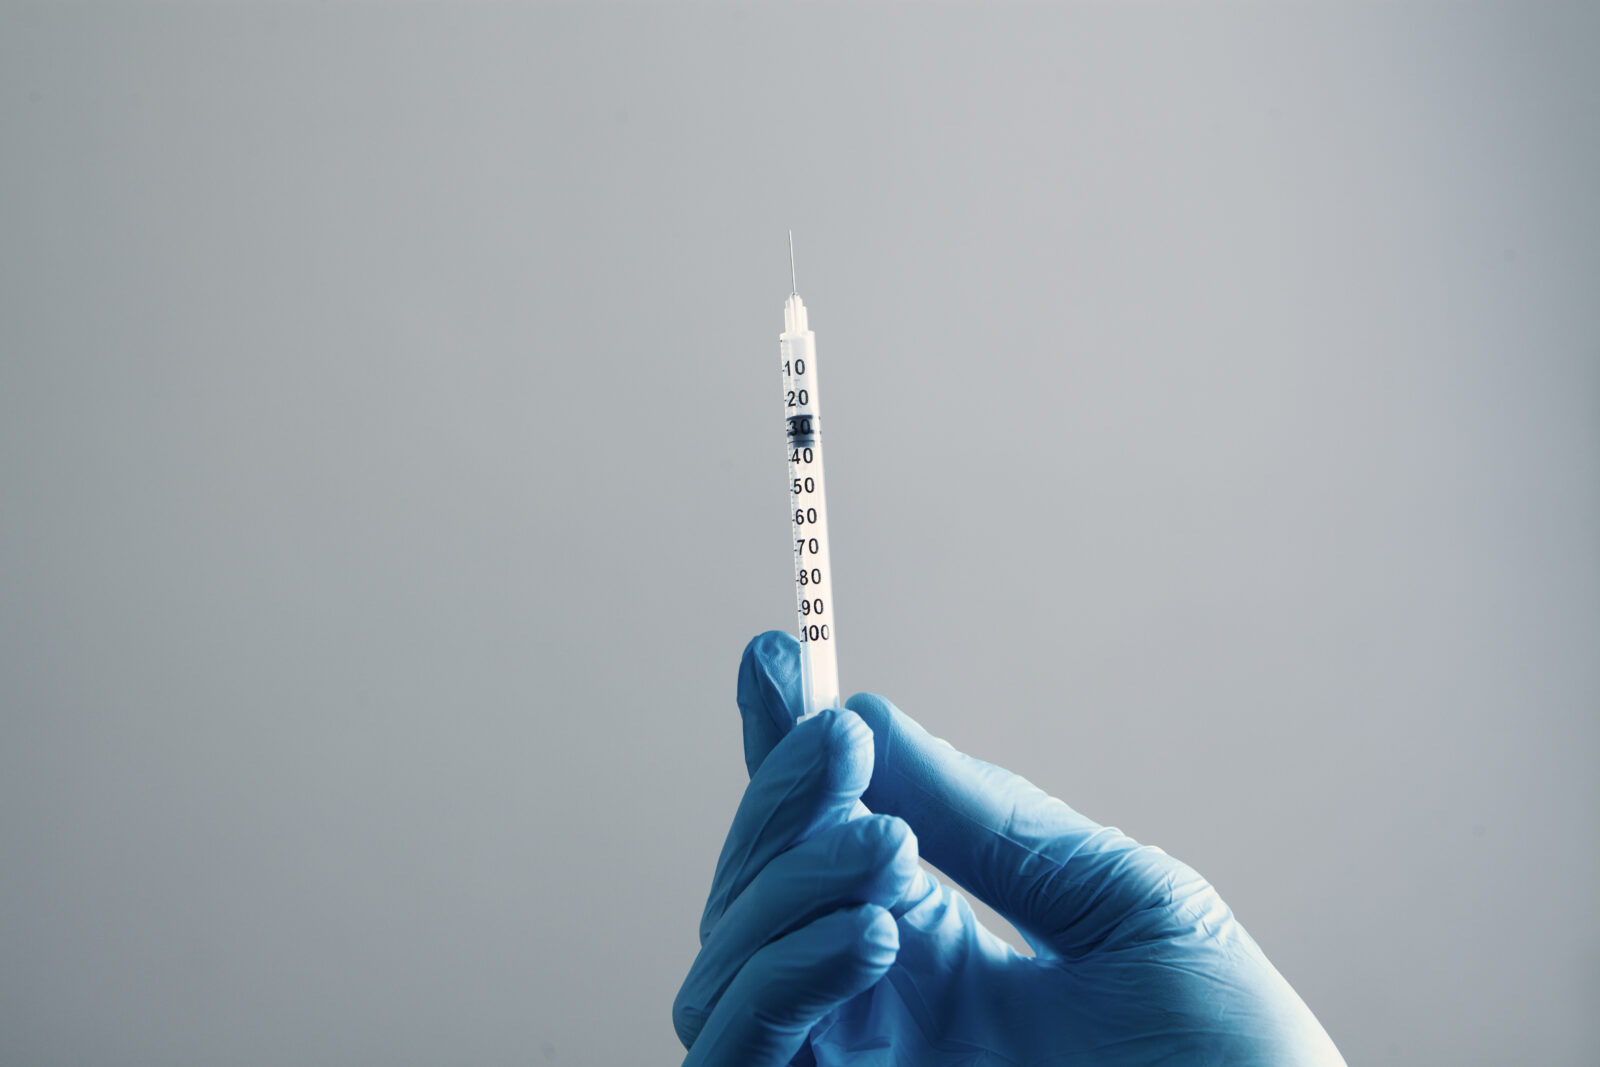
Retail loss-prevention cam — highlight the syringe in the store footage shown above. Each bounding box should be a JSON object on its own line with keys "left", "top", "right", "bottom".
{"left": 779, "top": 233, "right": 840, "bottom": 720}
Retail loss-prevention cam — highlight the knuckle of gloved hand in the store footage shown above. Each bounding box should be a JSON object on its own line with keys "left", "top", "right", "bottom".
{"left": 803, "top": 708, "right": 874, "bottom": 796}
{"left": 823, "top": 815, "right": 921, "bottom": 909}
{"left": 882, "top": 816, "right": 920, "bottom": 891}
{"left": 670, "top": 983, "right": 708, "bottom": 1049}
{"left": 849, "top": 903, "right": 901, "bottom": 973}
{"left": 798, "top": 903, "right": 900, "bottom": 986}
{"left": 853, "top": 814, "right": 920, "bottom": 901}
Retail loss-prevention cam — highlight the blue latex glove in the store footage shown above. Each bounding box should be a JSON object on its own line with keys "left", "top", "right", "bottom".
{"left": 673, "top": 632, "right": 1346, "bottom": 1066}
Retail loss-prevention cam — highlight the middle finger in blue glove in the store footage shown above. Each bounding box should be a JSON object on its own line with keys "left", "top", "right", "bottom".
{"left": 674, "top": 813, "right": 917, "bottom": 1048}
{"left": 699, "top": 707, "right": 875, "bottom": 942}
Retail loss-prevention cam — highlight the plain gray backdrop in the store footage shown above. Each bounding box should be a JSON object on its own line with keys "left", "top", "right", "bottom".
{"left": 2, "top": 3, "right": 1597, "bottom": 1064}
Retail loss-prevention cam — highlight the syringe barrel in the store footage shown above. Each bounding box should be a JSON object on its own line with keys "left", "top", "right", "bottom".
{"left": 780, "top": 311, "right": 840, "bottom": 720}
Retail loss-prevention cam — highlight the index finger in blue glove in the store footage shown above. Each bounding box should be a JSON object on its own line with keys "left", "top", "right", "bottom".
{"left": 845, "top": 692, "right": 1210, "bottom": 958}
{"left": 699, "top": 707, "right": 875, "bottom": 943}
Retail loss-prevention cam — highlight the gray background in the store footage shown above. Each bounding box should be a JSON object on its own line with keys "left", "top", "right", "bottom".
{"left": 2, "top": 3, "right": 1596, "bottom": 1064}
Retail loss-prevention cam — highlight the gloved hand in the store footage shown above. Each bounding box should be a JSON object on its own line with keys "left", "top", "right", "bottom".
{"left": 673, "top": 631, "right": 1346, "bottom": 1066}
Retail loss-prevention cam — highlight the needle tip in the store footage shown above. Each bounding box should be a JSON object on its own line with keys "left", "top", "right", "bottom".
{"left": 788, "top": 231, "right": 797, "bottom": 294}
